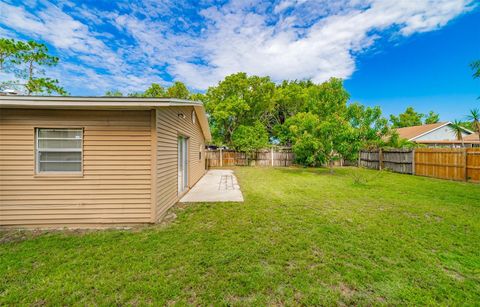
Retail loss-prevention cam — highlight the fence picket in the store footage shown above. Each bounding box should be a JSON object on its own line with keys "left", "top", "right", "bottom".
{"left": 360, "top": 148, "right": 480, "bottom": 182}
{"left": 206, "top": 148, "right": 294, "bottom": 167}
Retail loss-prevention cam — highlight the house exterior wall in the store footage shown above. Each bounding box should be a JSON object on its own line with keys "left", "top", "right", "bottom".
{"left": 414, "top": 124, "right": 470, "bottom": 141}
{"left": 155, "top": 106, "right": 206, "bottom": 220}
{"left": 0, "top": 109, "right": 153, "bottom": 228}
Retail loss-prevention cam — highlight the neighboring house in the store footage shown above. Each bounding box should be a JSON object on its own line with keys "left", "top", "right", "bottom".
{"left": 0, "top": 96, "right": 211, "bottom": 228}
{"left": 396, "top": 122, "right": 480, "bottom": 147}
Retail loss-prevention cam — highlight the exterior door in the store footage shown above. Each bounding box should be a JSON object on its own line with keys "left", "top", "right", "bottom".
{"left": 178, "top": 136, "right": 188, "bottom": 193}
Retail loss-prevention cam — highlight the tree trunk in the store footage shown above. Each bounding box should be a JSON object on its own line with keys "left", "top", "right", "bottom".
{"left": 27, "top": 61, "right": 34, "bottom": 95}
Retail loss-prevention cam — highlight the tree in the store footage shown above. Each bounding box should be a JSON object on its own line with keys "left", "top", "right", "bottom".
{"left": 166, "top": 81, "right": 190, "bottom": 99}
{"left": 383, "top": 130, "right": 417, "bottom": 149}
{"left": 316, "top": 115, "right": 352, "bottom": 172}
{"left": 390, "top": 107, "right": 424, "bottom": 128}
{"left": 189, "top": 92, "right": 206, "bottom": 102}
{"left": 143, "top": 83, "right": 166, "bottom": 97}
{"left": 458, "top": 121, "right": 474, "bottom": 131}
{"left": 0, "top": 39, "right": 25, "bottom": 91}
{"left": 105, "top": 90, "right": 123, "bottom": 96}
{"left": 424, "top": 111, "right": 440, "bottom": 124}
{"left": 471, "top": 60, "right": 480, "bottom": 79}
{"left": 204, "top": 72, "right": 275, "bottom": 145}
{"left": 345, "top": 103, "right": 390, "bottom": 159}
{"left": 17, "top": 41, "right": 66, "bottom": 95}
{"left": 279, "top": 112, "right": 322, "bottom": 166}
{"left": 269, "top": 80, "right": 312, "bottom": 131}
{"left": 231, "top": 121, "right": 269, "bottom": 152}
{"left": 25, "top": 78, "right": 67, "bottom": 95}
{"left": 466, "top": 108, "right": 480, "bottom": 140}
{"left": 0, "top": 38, "right": 24, "bottom": 72}
{"left": 0, "top": 39, "right": 66, "bottom": 95}
{"left": 277, "top": 112, "right": 351, "bottom": 170}
{"left": 449, "top": 120, "right": 466, "bottom": 147}
{"left": 306, "top": 78, "right": 350, "bottom": 120}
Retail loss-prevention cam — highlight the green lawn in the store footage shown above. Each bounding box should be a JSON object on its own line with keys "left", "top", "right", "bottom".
{"left": 1, "top": 167, "right": 480, "bottom": 305}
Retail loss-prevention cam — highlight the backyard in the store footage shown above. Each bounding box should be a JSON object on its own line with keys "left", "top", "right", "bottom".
{"left": 1, "top": 167, "right": 479, "bottom": 305}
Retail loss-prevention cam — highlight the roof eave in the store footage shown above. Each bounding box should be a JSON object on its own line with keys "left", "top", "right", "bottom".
{"left": 0, "top": 96, "right": 212, "bottom": 141}
{"left": 409, "top": 122, "right": 452, "bottom": 141}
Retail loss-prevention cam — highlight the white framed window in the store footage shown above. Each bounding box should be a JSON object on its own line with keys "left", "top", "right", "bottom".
{"left": 35, "top": 128, "right": 83, "bottom": 173}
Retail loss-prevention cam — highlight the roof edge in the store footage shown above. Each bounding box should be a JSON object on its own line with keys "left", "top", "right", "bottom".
{"left": 409, "top": 122, "right": 451, "bottom": 141}
{"left": 409, "top": 121, "right": 474, "bottom": 141}
{"left": 0, "top": 95, "right": 203, "bottom": 105}
{"left": 0, "top": 96, "right": 212, "bottom": 142}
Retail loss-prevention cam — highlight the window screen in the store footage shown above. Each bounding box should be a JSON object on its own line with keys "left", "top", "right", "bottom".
{"left": 36, "top": 128, "right": 83, "bottom": 173}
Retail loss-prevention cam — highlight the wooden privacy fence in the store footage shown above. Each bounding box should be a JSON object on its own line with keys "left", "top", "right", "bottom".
{"left": 206, "top": 148, "right": 294, "bottom": 167}
{"left": 415, "top": 148, "right": 480, "bottom": 182}
{"left": 359, "top": 148, "right": 480, "bottom": 182}
{"left": 359, "top": 148, "right": 413, "bottom": 174}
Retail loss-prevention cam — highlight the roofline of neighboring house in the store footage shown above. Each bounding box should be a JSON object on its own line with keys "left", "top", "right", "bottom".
{"left": 416, "top": 140, "right": 480, "bottom": 144}
{"left": 408, "top": 121, "right": 474, "bottom": 141}
{"left": 0, "top": 95, "right": 212, "bottom": 141}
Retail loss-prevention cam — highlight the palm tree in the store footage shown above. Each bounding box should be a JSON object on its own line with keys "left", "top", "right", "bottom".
{"left": 466, "top": 108, "right": 480, "bottom": 141}
{"left": 449, "top": 120, "right": 465, "bottom": 147}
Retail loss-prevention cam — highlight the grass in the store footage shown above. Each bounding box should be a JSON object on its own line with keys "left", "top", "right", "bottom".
{"left": 1, "top": 167, "right": 480, "bottom": 305}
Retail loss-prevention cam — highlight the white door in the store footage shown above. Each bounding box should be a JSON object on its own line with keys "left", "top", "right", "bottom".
{"left": 178, "top": 136, "right": 188, "bottom": 193}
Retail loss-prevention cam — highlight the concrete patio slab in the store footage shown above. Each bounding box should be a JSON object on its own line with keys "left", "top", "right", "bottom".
{"left": 180, "top": 169, "right": 244, "bottom": 202}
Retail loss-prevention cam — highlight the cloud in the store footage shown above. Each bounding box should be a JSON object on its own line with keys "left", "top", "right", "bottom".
{"left": 173, "top": 0, "right": 474, "bottom": 87}
{"left": 0, "top": 0, "right": 475, "bottom": 94}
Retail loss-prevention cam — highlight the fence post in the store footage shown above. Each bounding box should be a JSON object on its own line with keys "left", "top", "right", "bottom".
{"left": 271, "top": 147, "right": 274, "bottom": 167}
{"left": 411, "top": 149, "right": 415, "bottom": 175}
{"left": 358, "top": 150, "right": 362, "bottom": 167}
{"left": 379, "top": 148, "right": 383, "bottom": 170}
{"left": 464, "top": 148, "right": 468, "bottom": 182}
{"left": 219, "top": 148, "right": 223, "bottom": 167}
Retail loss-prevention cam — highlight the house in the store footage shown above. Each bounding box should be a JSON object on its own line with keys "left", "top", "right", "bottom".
{"left": 396, "top": 122, "right": 480, "bottom": 148}
{"left": 0, "top": 96, "right": 211, "bottom": 228}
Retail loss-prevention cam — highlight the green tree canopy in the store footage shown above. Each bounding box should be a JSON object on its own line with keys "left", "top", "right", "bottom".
{"left": 345, "top": 103, "right": 390, "bottom": 155}
{"left": 424, "top": 111, "right": 440, "bottom": 124}
{"left": 105, "top": 89, "right": 123, "bottom": 96}
{"left": 204, "top": 72, "right": 275, "bottom": 145}
{"left": 305, "top": 78, "right": 350, "bottom": 120}
{"left": 166, "top": 81, "right": 190, "bottom": 99}
{"left": 203, "top": 73, "right": 399, "bottom": 165}
{"left": 390, "top": 107, "right": 424, "bottom": 128}
{"left": 120, "top": 82, "right": 190, "bottom": 99}
{"left": 269, "top": 80, "right": 313, "bottom": 129}
{"left": 471, "top": 60, "right": 480, "bottom": 79}
{"left": 0, "top": 38, "right": 66, "bottom": 95}
{"left": 280, "top": 112, "right": 352, "bottom": 168}
{"left": 466, "top": 108, "right": 480, "bottom": 140}
{"left": 143, "top": 83, "right": 166, "bottom": 97}
{"left": 231, "top": 121, "right": 269, "bottom": 152}
{"left": 0, "top": 38, "right": 23, "bottom": 71}
{"left": 449, "top": 120, "right": 466, "bottom": 147}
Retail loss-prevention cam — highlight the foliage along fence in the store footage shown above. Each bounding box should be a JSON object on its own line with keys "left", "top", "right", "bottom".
{"left": 206, "top": 148, "right": 294, "bottom": 167}
{"left": 359, "top": 148, "right": 480, "bottom": 182}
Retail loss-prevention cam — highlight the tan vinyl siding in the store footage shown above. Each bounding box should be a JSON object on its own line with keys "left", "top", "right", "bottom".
{"left": 0, "top": 109, "right": 152, "bottom": 228}
{"left": 155, "top": 106, "right": 206, "bottom": 219}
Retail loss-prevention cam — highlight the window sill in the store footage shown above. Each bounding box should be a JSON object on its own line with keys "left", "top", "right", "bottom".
{"left": 34, "top": 173, "right": 84, "bottom": 179}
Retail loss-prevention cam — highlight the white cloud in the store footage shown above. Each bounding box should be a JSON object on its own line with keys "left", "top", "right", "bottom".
{"left": 0, "top": 0, "right": 475, "bottom": 94}
{"left": 172, "top": 0, "right": 475, "bottom": 87}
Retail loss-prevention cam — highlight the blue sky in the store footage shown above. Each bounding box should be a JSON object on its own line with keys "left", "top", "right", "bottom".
{"left": 0, "top": 0, "right": 478, "bottom": 120}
